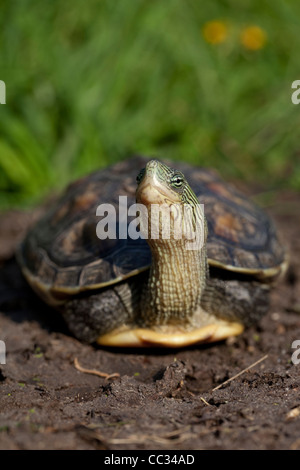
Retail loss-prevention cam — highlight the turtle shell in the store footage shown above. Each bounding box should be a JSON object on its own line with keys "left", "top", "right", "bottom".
{"left": 17, "top": 156, "right": 286, "bottom": 302}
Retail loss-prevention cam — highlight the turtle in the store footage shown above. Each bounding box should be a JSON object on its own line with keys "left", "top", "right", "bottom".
{"left": 16, "top": 156, "right": 288, "bottom": 348}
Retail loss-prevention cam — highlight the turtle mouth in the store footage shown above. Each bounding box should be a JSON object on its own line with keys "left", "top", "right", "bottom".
{"left": 136, "top": 174, "right": 180, "bottom": 207}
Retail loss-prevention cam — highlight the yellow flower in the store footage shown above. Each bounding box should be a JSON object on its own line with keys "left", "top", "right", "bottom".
{"left": 240, "top": 26, "right": 267, "bottom": 50}
{"left": 202, "top": 20, "right": 228, "bottom": 45}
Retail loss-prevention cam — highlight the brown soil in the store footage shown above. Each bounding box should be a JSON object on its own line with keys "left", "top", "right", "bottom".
{"left": 0, "top": 190, "right": 300, "bottom": 450}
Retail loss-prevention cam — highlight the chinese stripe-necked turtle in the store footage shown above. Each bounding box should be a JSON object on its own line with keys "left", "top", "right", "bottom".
{"left": 17, "top": 157, "right": 287, "bottom": 347}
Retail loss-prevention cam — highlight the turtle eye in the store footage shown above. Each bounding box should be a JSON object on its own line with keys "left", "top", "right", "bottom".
{"left": 136, "top": 168, "right": 145, "bottom": 184}
{"left": 170, "top": 173, "right": 184, "bottom": 188}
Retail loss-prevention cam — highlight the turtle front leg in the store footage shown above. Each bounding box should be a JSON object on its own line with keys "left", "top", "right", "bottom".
{"left": 60, "top": 281, "right": 137, "bottom": 344}
{"left": 201, "top": 277, "right": 270, "bottom": 327}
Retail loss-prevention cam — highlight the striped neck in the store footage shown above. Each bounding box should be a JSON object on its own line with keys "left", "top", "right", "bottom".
{"left": 136, "top": 159, "right": 208, "bottom": 326}
{"left": 141, "top": 237, "right": 207, "bottom": 326}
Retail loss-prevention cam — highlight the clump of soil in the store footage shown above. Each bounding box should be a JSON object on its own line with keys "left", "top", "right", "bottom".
{"left": 0, "top": 190, "right": 300, "bottom": 450}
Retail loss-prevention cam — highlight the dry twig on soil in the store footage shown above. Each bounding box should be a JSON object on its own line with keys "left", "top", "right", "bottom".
{"left": 212, "top": 354, "right": 268, "bottom": 392}
{"left": 74, "top": 357, "right": 120, "bottom": 379}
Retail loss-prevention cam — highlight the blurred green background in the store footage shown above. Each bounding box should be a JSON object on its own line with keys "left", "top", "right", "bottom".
{"left": 0, "top": 0, "right": 300, "bottom": 209}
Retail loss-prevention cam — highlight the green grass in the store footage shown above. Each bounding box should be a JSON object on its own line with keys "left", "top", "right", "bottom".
{"left": 0, "top": 0, "right": 300, "bottom": 209}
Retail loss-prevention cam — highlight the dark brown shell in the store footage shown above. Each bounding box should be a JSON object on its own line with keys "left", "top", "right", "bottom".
{"left": 17, "top": 156, "right": 286, "bottom": 299}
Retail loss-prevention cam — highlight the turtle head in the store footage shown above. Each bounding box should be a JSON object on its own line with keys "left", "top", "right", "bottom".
{"left": 136, "top": 160, "right": 205, "bottom": 246}
{"left": 136, "top": 160, "right": 198, "bottom": 208}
